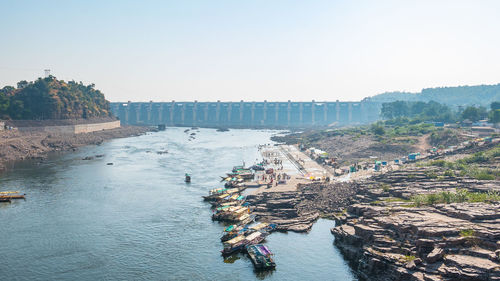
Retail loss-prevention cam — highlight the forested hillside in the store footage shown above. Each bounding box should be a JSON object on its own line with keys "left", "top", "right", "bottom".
{"left": 367, "top": 84, "right": 500, "bottom": 107}
{"left": 0, "top": 77, "right": 112, "bottom": 120}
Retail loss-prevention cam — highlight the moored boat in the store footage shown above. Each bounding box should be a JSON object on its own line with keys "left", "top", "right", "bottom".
{"left": 246, "top": 244, "right": 276, "bottom": 270}
{"left": 212, "top": 206, "right": 250, "bottom": 221}
{"left": 249, "top": 222, "right": 276, "bottom": 233}
{"left": 221, "top": 235, "right": 247, "bottom": 256}
{"left": 0, "top": 192, "right": 26, "bottom": 201}
{"left": 221, "top": 224, "right": 248, "bottom": 242}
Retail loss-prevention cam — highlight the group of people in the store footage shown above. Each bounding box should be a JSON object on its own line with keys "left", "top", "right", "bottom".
{"left": 261, "top": 171, "right": 291, "bottom": 188}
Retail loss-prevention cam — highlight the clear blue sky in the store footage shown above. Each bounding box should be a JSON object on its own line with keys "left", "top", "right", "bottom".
{"left": 1, "top": 0, "right": 499, "bottom": 102}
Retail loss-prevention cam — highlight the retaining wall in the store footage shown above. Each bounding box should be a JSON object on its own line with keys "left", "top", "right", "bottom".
{"left": 16, "top": 120, "right": 120, "bottom": 134}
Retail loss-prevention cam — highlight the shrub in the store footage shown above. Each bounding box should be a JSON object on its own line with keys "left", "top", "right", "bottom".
{"left": 409, "top": 189, "right": 500, "bottom": 206}
{"left": 439, "top": 191, "right": 454, "bottom": 204}
{"left": 459, "top": 229, "right": 476, "bottom": 237}
{"left": 402, "top": 255, "right": 416, "bottom": 263}
{"left": 425, "top": 171, "right": 438, "bottom": 179}
{"left": 426, "top": 193, "right": 439, "bottom": 205}
{"left": 443, "top": 170, "right": 455, "bottom": 177}
{"left": 430, "top": 160, "right": 446, "bottom": 167}
{"left": 381, "top": 184, "right": 391, "bottom": 192}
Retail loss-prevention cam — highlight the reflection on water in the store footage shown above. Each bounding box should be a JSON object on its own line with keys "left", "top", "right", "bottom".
{"left": 0, "top": 128, "right": 355, "bottom": 281}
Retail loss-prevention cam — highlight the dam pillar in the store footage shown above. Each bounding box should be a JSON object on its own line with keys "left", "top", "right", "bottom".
{"left": 204, "top": 103, "right": 209, "bottom": 125}
{"left": 240, "top": 100, "right": 244, "bottom": 126}
{"left": 158, "top": 104, "right": 163, "bottom": 123}
{"left": 336, "top": 100, "right": 340, "bottom": 122}
{"left": 135, "top": 104, "right": 141, "bottom": 124}
{"left": 125, "top": 101, "right": 131, "bottom": 124}
{"left": 193, "top": 101, "right": 197, "bottom": 126}
{"left": 216, "top": 100, "right": 221, "bottom": 125}
{"left": 311, "top": 100, "right": 315, "bottom": 125}
{"left": 348, "top": 103, "right": 353, "bottom": 124}
{"left": 170, "top": 101, "right": 175, "bottom": 126}
{"left": 275, "top": 102, "right": 279, "bottom": 125}
{"left": 287, "top": 100, "right": 291, "bottom": 126}
{"left": 299, "top": 103, "right": 303, "bottom": 125}
{"left": 181, "top": 103, "right": 186, "bottom": 126}
{"left": 147, "top": 101, "right": 153, "bottom": 124}
{"left": 323, "top": 102, "right": 328, "bottom": 124}
{"left": 251, "top": 102, "right": 255, "bottom": 126}
{"left": 263, "top": 100, "right": 267, "bottom": 124}
{"left": 227, "top": 102, "right": 232, "bottom": 124}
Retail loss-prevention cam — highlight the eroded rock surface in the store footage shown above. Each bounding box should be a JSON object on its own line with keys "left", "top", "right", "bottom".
{"left": 330, "top": 144, "right": 500, "bottom": 281}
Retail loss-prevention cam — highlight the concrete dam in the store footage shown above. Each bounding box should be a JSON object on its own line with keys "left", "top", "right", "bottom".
{"left": 110, "top": 100, "right": 382, "bottom": 128}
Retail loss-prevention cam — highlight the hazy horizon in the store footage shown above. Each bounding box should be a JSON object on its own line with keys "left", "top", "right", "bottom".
{"left": 1, "top": 0, "right": 500, "bottom": 102}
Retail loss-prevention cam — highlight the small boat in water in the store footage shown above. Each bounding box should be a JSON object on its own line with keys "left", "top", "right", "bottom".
{"left": 212, "top": 206, "right": 250, "bottom": 221}
{"left": 221, "top": 235, "right": 247, "bottom": 256}
{"left": 0, "top": 191, "right": 26, "bottom": 202}
{"left": 185, "top": 173, "right": 191, "bottom": 183}
{"left": 221, "top": 224, "right": 248, "bottom": 242}
{"left": 221, "top": 231, "right": 267, "bottom": 256}
{"left": 246, "top": 244, "right": 276, "bottom": 270}
{"left": 220, "top": 222, "right": 275, "bottom": 242}
{"left": 203, "top": 188, "right": 240, "bottom": 202}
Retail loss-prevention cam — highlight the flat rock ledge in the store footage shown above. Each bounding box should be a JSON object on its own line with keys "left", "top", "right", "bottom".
{"left": 247, "top": 192, "right": 319, "bottom": 232}
{"left": 331, "top": 201, "right": 500, "bottom": 281}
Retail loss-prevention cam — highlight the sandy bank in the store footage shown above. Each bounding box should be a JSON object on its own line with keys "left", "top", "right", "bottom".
{"left": 0, "top": 126, "right": 152, "bottom": 171}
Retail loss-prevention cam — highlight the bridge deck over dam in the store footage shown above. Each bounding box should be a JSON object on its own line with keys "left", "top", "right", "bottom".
{"left": 110, "top": 100, "right": 382, "bottom": 128}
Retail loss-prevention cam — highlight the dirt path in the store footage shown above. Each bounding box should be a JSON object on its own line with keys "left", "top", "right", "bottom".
{"left": 415, "top": 133, "right": 431, "bottom": 152}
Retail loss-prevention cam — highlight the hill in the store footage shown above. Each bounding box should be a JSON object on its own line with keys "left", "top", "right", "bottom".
{"left": 366, "top": 84, "right": 500, "bottom": 107}
{"left": 0, "top": 77, "right": 112, "bottom": 120}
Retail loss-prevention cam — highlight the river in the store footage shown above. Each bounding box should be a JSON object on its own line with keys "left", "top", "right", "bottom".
{"left": 0, "top": 128, "right": 355, "bottom": 281}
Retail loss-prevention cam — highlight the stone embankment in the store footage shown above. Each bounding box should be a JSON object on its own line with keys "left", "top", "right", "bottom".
{"left": 0, "top": 126, "right": 151, "bottom": 171}
{"left": 246, "top": 182, "right": 361, "bottom": 232}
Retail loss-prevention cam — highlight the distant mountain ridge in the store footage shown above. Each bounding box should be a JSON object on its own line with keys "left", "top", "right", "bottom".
{"left": 366, "top": 84, "right": 500, "bottom": 107}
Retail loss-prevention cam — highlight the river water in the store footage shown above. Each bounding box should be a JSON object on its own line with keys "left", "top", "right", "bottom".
{"left": 0, "top": 128, "right": 355, "bottom": 281}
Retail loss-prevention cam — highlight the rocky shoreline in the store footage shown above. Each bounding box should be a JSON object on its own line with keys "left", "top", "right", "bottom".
{"left": 329, "top": 147, "right": 500, "bottom": 280}
{"left": 248, "top": 137, "right": 499, "bottom": 280}
{"left": 246, "top": 182, "right": 361, "bottom": 232}
{"left": 0, "top": 126, "right": 152, "bottom": 171}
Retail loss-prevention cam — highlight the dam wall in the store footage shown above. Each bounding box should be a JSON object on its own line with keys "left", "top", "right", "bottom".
{"left": 110, "top": 101, "right": 382, "bottom": 128}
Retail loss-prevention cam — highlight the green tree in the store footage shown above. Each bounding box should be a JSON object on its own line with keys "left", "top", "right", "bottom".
{"left": 461, "top": 106, "right": 487, "bottom": 122}
{"left": 491, "top": 101, "right": 500, "bottom": 110}
{"left": 17, "top": 80, "right": 28, "bottom": 89}
{"left": 371, "top": 123, "right": 385, "bottom": 135}
{"left": 490, "top": 109, "right": 500, "bottom": 124}
{"left": 0, "top": 77, "right": 111, "bottom": 120}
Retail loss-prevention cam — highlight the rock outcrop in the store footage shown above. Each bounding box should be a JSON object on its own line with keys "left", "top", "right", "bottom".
{"left": 329, "top": 143, "right": 500, "bottom": 280}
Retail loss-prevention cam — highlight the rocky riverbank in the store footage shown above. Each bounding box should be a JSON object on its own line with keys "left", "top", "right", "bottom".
{"left": 246, "top": 182, "right": 362, "bottom": 232}
{"left": 251, "top": 133, "right": 499, "bottom": 279}
{"left": 329, "top": 144, "right": 500, "bottom": 281}
{"left": 0, "top": 126, "right": 152, "bottom": 171}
